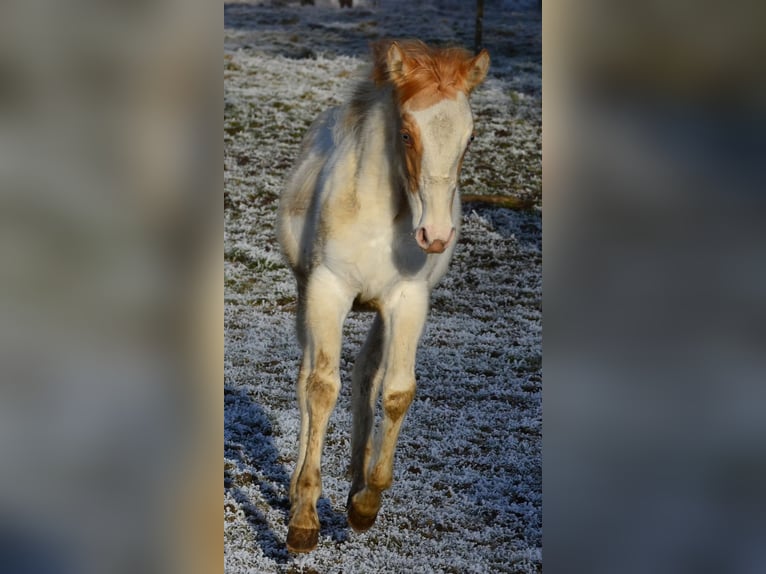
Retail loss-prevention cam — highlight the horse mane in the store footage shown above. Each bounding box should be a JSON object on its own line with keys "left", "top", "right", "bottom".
{"left": 371, "top": 39, "right": 477, "bottom": 107}
{"left": 344, "top": 40, "right": 477, "bottom": 137}
{"left": 346, "top": 75, "right": 382, "bottom": 129}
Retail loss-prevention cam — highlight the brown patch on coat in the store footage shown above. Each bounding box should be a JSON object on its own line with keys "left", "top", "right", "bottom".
{"left": 400, "top": 112, "right": 422, "bottom": 193}
{"left": 307, "top": 351, "right": 338, "bottom": 412}
{"left": 383, "top": 388, "right": 415, "bottom": 423}
{"left": 372, "top": 40, "right": 490, "bottom": 111}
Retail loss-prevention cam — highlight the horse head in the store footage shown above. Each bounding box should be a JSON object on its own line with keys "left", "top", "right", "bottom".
{"left": 374, "top": 40, "right": 490, "bottom": 253}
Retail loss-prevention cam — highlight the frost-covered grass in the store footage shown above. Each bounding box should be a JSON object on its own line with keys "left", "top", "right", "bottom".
{"left": 225, "top": 1, "right": 541, "bottom": 572}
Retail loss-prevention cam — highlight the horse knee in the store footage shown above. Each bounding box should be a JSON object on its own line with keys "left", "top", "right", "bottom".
{"left": 306, "top": 351, "right": 340, "bottom": 412}
{"left": 307, "top": 374, "right": 338, "bottom": 410}
{"left": 383, "top": 387, "right": 415, "bottom": 423}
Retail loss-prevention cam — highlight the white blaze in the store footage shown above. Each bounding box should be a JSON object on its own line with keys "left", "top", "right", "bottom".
{"left": 408, "top": 94, "right": 473, "bottom": 252}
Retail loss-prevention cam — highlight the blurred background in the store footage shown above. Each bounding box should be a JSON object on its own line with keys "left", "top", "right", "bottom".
{"left": 0, "top": 1, "right": 220, "bottom": 573}
{"left": 545, "top": 1, "right": 766, "bottom": 573}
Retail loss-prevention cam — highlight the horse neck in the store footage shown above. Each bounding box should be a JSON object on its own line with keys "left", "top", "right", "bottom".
{"left": 346, "top": 81, "right": 409, "bottom": 215}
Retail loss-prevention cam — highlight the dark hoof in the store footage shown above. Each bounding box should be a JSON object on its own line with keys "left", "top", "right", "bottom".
{"left": 286, "top": 526, "right": 319, "bottom": 553}
{"left": 347, "top": 502, "right": 378, "bottom": 533}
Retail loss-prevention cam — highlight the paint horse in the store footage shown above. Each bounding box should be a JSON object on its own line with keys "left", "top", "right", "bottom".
{"left": 277, "top": 40, "right": 490, "bottom": 553}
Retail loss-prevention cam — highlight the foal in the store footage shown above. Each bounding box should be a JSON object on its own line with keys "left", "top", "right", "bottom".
{"left": 277, "top": 40, "right": 489, "bottom": 553}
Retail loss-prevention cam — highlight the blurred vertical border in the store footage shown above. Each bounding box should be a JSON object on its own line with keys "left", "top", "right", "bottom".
{"left": 0, "top": 0, "right": 222, "bottom": 573}
{"left": 545, "top": 0, "right": 766, "bottom": 573}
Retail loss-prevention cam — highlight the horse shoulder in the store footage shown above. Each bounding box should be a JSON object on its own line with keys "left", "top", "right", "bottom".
{"left": 317, "top": 124, "right": 364, "bottom": 232}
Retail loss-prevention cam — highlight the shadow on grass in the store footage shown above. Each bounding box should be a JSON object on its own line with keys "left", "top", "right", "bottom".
{"left": 224, "top": 385, "right": 349, "bottom": 564}
{"left": 225, "top": 385, "right": 291, "bottom": 563}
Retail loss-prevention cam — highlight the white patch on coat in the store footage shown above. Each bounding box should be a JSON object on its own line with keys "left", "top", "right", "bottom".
{"left": 407, "top": 93, "right": 473, "bottom": 247}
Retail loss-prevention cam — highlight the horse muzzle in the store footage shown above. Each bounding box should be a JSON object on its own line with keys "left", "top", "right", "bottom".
{"left": 415, "top": 226, "right": 455, "bottom": 254}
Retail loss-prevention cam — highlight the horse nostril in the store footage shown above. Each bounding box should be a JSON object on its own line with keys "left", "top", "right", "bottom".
{"left": 416, "top": 227, "right": 454, "bottom": 253}
{"left": 416, "top": 227, "right": 429, "bottom": 248}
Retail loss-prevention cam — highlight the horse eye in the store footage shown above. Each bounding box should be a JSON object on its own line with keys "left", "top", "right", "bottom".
{"left": 469, "top": 133, "right": 476, "bottom": 143}
{"left": 401, "top": 132, "right": 411, "bottom": 144}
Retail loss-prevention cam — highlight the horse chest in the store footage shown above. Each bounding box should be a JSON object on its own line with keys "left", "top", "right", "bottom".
{"left": 323, "top": 224, "right": 451, "bottom": 304}
{"left": 325, "top": 226, "right": 399, "bottom": 284}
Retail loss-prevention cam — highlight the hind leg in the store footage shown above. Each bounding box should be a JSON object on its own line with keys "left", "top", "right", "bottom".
{"left": 287, "top": 267, "right": 353, "bottom": 552}
{"left": 347, "top": 315, "right": 385, "bottom": 519}
{"left": 347, "top": 283, "right": 428, "bottom": 531}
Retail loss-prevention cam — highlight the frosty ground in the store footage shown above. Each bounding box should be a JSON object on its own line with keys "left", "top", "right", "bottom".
{"left": 224, "top": 1, "right": 541, "bottom": 572}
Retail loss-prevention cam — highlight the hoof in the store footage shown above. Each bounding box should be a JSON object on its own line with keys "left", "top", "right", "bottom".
{"left": 286, "top": 526, "right": 319, "bottom": 553}
{"left": 347, "top": 502, "right": 378, "bottom": 533}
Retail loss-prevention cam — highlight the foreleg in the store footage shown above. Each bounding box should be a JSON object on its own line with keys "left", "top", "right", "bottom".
{"left": 287, "top": 267, "right": 353, "bottom": 552}
{"left": 347, "top": 283, "right": 428, "bottom": 531}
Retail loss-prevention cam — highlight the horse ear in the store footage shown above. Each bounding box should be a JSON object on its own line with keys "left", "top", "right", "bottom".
{"left": 386, "top": 42, "right": 413, "bottom": 84}
{"left": 464, "top": 49, "right": 490, "bottom": 92}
